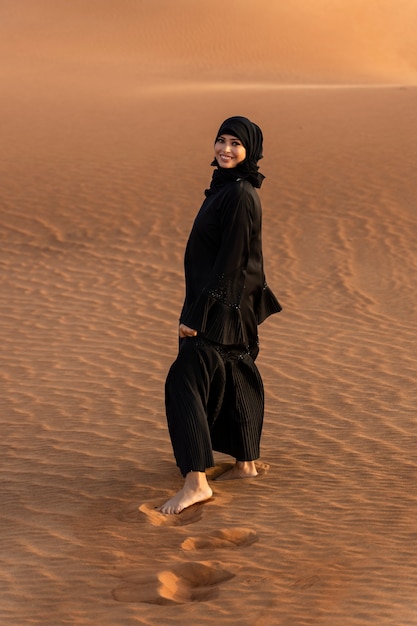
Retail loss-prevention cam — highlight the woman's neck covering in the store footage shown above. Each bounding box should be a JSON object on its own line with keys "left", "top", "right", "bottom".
{"left": 205, "top": 115, "right": 265, "bottom": 197}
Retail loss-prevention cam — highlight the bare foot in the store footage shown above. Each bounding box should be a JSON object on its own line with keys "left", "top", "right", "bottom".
{"left": 215, "top": 460, "right": 258, "bottom": 481}
{"left": 159, "top": 471, "right": 213, "bottom": 515}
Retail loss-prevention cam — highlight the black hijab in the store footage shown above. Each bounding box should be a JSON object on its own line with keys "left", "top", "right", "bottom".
{"left": 205, "top": 116, "right": 265, "bottom": 196}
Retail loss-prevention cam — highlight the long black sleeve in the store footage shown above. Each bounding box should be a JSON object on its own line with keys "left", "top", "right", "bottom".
{"left": 180, "top": 180, "right": 281, "bottom": 346}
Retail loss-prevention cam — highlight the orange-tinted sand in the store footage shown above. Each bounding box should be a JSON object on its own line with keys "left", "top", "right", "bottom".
{"left": 1, "top": 1, "right": 417, "bottom": 624}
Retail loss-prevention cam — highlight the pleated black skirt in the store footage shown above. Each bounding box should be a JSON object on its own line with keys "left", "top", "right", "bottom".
{"left": 165, "top": 337, "right": 264, "bottom": 476}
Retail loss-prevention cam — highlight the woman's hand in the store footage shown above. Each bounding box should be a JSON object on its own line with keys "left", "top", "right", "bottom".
{"left": 179, "top": 323, "right": 198, "bottom": 338}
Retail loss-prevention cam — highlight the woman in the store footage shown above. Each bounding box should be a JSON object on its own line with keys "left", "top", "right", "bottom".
{"left": 160, "top": 116, "right": 281, "bottom": 514}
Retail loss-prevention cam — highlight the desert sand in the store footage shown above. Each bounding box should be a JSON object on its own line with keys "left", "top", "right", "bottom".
{"left": 1, "top": 1, "right": 417, "bottom": 624}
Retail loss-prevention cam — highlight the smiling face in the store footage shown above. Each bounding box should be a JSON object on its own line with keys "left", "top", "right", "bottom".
{"left": 214, "top": 134, "right": 246, "bottom": 168}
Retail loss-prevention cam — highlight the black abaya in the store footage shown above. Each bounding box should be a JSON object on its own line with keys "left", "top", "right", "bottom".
{"left": 165, "top": 175, "right": 281, "bottom": 477}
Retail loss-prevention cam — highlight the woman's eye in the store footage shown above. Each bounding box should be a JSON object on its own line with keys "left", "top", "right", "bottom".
{"left": 216, "top": 137, "right": 224, "bottom": 143}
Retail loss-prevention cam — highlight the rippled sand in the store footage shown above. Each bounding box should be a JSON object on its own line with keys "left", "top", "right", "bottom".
{"left": 1, "top": 2, "right": 417, "bottom": 625}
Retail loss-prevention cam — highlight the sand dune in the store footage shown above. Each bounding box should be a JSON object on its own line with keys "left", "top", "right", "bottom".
{"left": 1, "top": 1, "right": 417, "bottom": 625}
{"left": 1, "top": 0, "right": 417, "bottom": 89}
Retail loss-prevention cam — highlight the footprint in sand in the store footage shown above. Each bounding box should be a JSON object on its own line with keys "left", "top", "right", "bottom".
{"left": 132, "top": 462, "right": 268, "bottom": 526}
{"left": 137, "top": 501, "right": 204, "bottom": 526}
{"left": 137, "top": 492, "right": 233, "bottom": 527}
{"left": 112, "top": 561, "right": 235, "bottom": 604}
{"left": 207, "top": 461, "right": 269, "bottom": 480}
{"left": 181, "top": 527, "right": 258, "bottom": 551}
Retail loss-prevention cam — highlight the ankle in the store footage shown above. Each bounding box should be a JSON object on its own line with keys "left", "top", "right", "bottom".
{"left": 236, "top": 461, "right": 258, "bottom": 475}
{"left": 184, "top": 471, "right": 210, "bottom": 490}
